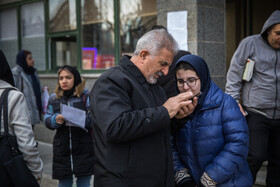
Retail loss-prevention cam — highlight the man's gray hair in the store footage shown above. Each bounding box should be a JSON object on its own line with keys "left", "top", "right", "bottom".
{"left": 133, "top": 29, "right": 179, "bottom": 57}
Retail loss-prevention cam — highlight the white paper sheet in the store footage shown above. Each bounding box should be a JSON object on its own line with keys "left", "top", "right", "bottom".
{"left": 61, "top": 104, "right": 87, "bottom": 132}
{"left": 167, "top": 11, "right": 188, "bottom": 51}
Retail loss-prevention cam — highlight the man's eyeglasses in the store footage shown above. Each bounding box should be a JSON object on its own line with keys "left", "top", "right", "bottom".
{"left": 177, "top": 77, "right": 199, "bottom": 87}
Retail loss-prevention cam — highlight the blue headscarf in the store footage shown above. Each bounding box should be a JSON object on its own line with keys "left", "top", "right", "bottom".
{"left": 175, "top": 54, "right": 211, "bottom": 111}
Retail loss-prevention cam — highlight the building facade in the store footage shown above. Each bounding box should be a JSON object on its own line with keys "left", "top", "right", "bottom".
{"left": 0, "top": 0, "right": 279, "bottom": 92}
{"left": 1, "top": 0, "right": 278, "bottom": 185}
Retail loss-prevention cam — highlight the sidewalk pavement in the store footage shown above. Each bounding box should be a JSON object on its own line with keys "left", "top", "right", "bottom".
{"left": 38, "top": 141, "right": 58, "bottom": 187}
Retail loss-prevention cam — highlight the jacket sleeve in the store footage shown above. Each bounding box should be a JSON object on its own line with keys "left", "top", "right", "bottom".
{"left": 84, "top": 90, "right": 92, "bottom": 129}
{"left": 91, "top": 75, "right": 170, "bottom": 143}
{"left": 204, "top": 95, "right": 249, "bottom": 184}
{"left": 225, "top": 37, "right": 254, "bottom": 100}
{"left": 8, "top": 90, "right": 43, "bottom": 182}
{"left": 44, "top": 94, "right": 61, "bottom": 130}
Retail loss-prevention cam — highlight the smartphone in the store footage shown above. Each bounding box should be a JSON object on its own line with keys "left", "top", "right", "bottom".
{"left": 190, "top": 91, "right": 201, "bottom": 101}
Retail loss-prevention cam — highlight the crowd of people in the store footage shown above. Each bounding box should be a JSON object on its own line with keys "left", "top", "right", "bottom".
{"left": 0, "top": 9, "right": 279, "bottom": 187}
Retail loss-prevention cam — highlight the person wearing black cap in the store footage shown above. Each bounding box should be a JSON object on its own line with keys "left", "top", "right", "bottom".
{"left": 0, "top": 49, "right": 43, "bottom": 184}
{"left": 44, "top": 65, "right": 94, "bottom": 187}
{"left": 172, "top": 55, "right": 252, "bottom": 187}
{"left": 12, "top": 50, "right": 42, "bottom": 127}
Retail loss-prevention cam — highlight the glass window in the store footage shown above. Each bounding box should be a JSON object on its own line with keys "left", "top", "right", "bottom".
{"left": 21, "top": 1, "right": 46, "bottom": 71}
{"left": 49, "top": 0, "right": 76, "bottom": 32}
{"left": 120, "top": 0, "right": 157, "bottom": 55}
{"left": 54, "top": 39, "right": 77, "bottom": 68}
{"left": 0, "top": 8, "right": 18, "bottom": 68}
{"left": 81, "top": 0, "right": 115, "bottom": 70}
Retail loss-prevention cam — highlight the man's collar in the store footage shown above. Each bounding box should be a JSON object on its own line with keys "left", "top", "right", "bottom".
{"left": 119, "top": 55, "right": 147, "bottom": 85}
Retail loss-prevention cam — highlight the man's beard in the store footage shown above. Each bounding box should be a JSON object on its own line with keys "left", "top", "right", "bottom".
{"left": 147, "top": 71, "right": 163, "bottom": 84}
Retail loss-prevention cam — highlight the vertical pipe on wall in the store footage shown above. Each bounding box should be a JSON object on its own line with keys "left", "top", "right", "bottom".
{"left": 114, "top": 0, "right": 120, "bottom": 63}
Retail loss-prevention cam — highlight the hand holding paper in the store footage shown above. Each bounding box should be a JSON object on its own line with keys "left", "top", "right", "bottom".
{"left": 60, "top": 104, "right": 87, "bottom": 132}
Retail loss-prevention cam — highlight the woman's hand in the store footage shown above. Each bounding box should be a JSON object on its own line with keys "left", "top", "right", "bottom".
{"left": 56, "top": 114, "right": 65, "bottom": 125}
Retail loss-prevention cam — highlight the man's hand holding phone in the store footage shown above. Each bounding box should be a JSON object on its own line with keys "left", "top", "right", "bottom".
{"left": 175, "top": 94, "right": 198, "bottom": 119}
{"left": 163, "top": 92, "right": 198, "bottom": 119}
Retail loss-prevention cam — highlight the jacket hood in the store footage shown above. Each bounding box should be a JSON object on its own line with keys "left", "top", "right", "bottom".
{"left": 261, "top": 10, "right": 280, "bottom": 38}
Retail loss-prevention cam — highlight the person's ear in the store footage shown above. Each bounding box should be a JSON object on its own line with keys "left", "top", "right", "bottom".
{"left": 139, "top": 50, "right": 149, "bottom": 63}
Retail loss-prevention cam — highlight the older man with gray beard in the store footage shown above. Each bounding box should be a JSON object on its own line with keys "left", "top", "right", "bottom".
{"left": 90, "top": 29, "right": 198, "bottom": 187}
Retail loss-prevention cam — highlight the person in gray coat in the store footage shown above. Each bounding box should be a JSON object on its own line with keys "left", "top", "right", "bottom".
{"left": 12, "top": 50, "right": 42, "bottom": 127}
{"left": 225, "top": 10, "right": 280, "bottom": 186}
{"left": 0, "top": 49, "right": 43, "bottom": 183}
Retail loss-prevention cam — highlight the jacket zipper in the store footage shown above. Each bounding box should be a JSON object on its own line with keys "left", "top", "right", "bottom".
{"left": 273, "top": 50, "right": 278, "bottom": 119}
{"left": 68, "top": 100, "right": 74, "bottom": 172}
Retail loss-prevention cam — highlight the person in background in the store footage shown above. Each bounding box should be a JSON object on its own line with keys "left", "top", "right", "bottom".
{"left": 226, "top": 10, "right": 280, "bottom": 186}
{"left": 0, "top": 49, "right": 43, "bottom": 183}
{"left": 152, "top": 25, "right": 191, "bottom": 98}
{"left": 12, "top": 50, "right": 42, "bottom": 128}
{"left": 44, "top": 65, "right": 94, "bottom": 187}
{"left": 172, "top": 55, "right": 252, "bottom": 187}
{"left": 90, "top": 29, "right": 197, "bottom": 187}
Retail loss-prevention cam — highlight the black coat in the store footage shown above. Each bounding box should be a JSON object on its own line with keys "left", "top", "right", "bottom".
{"left": 45, "top": 90, "right": 94, "bottom": 179}
{"left": 90, "top": 55, "right": 174, "bottom": 187}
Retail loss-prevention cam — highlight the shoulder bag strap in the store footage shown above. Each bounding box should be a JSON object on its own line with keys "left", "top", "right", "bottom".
{"left": 0, "top": 88, "right": 16, "bottom": 135}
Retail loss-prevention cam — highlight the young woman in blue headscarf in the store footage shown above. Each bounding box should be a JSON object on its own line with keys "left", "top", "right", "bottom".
{"left": 12, "top": 50, "right": 42, "bottom": 126}
{"left": 172, "top": 55, "right": 252, "bottom": 187}
{"left": 0, "top": 49, "right": 43, "bottom": 184}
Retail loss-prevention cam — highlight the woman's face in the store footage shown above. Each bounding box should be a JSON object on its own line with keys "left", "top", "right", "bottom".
{"left": 176, "top": 69, "right": 201, "bottom": 95}
{"left": 58, "top": 70, "right": 74, "bottom": 91}
{"left": 26, "top": 54, "right": 34, "bottom": 67}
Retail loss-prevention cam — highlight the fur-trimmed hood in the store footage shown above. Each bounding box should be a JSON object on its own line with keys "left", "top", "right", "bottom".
{"left": 54, "top": 78, "right": 86, "bottom": 99}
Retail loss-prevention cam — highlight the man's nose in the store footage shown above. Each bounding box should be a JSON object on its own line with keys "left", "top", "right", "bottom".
{"left": 162, "top": 66, "right": 169, "bottom": 76}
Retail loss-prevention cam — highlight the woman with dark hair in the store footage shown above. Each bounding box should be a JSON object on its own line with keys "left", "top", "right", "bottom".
{"left": 0, "top": 49, "right": 43, "bottom": 184}
{"left": 12, "top": 50, "right": 42, "bottom": 126}
{"left": 172, "top": 55, "right": 252, "bottom": 187}
{"left": 44, "top": 65, "right": 94, "bottom": 187}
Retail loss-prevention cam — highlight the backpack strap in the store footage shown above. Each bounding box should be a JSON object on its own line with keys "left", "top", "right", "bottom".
{"left": 0, "top": 88, "right": 16, "bottom": 135}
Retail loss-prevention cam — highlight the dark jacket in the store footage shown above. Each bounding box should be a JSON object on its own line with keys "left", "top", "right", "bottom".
{"left": 44, "top": 88, "right": 94, "bottom": 179}
{"left": 90, "top": 55, "right": 174, "bottom": 187}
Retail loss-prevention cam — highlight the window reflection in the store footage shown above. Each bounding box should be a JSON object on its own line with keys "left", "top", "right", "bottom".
{"left": 81, "top": 0, "right": 115, "bottom": 70}
{"left": 0, "top": 8, "right": 18, "bottom": 68}
{"left": 21, "top": 1, "right": 46, "bottom": 71}
{"left": 56, "top": 40, "right": 77, "bottom": 67}
{"left": 120, "top": 0, "right": 156, "bottom": 54}
{"left": 49, "top": 0, "right": 76, "bottom": 32}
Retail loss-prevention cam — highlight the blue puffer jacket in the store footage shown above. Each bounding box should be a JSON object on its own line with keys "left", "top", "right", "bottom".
{"left": 172, "top": 81, "right": 253, "bottom": 187}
